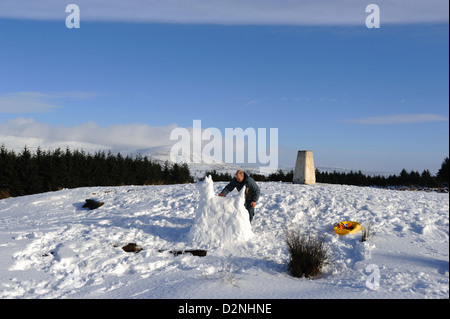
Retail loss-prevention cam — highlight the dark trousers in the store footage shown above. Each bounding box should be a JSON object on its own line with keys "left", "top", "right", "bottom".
{"left": 244, "top": 199, "right": 255, "bottom": 223}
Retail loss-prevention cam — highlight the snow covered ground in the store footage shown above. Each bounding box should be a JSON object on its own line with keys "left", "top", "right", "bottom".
{"left": 0, "top": 180, "right": 448, "bottom": 299}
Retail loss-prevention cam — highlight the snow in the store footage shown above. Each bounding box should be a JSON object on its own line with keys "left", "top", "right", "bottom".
{"left": 187, "top": 176, "right": 253, "bottom": 249}
{"left": 0, "top": 135, "right": 113, "bottom": 155}
{"left": 0, "top": 180, "right": 448, "bottom": 299}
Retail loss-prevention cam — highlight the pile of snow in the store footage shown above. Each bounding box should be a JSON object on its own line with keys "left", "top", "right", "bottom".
{"left": 187, "top": 176, "right": 253, "bottom": 248}
{"left": 0, "top": 182, "right": 448, "bottom": 299}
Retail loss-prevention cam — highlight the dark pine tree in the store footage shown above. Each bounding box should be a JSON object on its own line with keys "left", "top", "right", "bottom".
{"left": 437, "top": 157, "right": 449, "bottom": 186}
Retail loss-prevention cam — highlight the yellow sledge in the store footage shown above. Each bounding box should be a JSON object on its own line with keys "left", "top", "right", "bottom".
{"left": 334, "top": 221, "right": 362, "bottom": 235}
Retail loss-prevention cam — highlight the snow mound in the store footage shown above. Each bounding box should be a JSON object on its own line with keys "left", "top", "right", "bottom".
{"left": 187, "top": 175, "right": 253, "bottom": 248}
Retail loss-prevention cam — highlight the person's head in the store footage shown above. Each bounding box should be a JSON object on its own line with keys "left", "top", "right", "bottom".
{"left": 235, "top": 170, "right": 245, "bottom": 182}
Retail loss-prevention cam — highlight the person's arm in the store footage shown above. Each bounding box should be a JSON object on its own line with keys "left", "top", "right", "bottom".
{"left": 218, "top": 178, "right": 237, "bottom": 196}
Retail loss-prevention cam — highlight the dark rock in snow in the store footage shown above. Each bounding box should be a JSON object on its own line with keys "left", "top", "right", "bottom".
{"left": 122, "top": 243, "right": 143, "bottom": 253}
{"left": 42, "top": 251, "right": 55, "bottom": 257}
{"left": 158, "top": 249, "right": 207, "bottom": 257}
{"left": 82, "top": 199, "right": 104, "bottom": 210}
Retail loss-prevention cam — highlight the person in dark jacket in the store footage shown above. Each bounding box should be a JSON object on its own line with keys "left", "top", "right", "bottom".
{"left": 218, "top": 170, "right": 260, "bottom": 223}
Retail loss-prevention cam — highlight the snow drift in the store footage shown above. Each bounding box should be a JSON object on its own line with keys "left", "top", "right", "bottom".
{"left": 0, "top": 182, "right": 448, "bottom": 299}
{"left": 187, "top": 175, "right": 253, "bottom": 248}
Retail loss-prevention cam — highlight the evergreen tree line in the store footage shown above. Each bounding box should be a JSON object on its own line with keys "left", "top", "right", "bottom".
{"left": 315, "top": 157, "right": 448, "bottom": 188}
{"left": 315, "top": 168, "right": 436, "bottom": 188}
{"left": 0, "top": 145, "right": 194, "bottom": 198}
{"left": 206, "top": 157, "right": 449, "bottom": 188}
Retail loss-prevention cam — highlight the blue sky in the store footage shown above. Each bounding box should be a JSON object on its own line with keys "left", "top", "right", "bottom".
{"left": 0, "top": 1, "right": 448, "bottom": 174}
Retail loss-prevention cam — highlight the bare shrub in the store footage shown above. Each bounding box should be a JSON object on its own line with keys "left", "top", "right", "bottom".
{"left": 0, "top": 188, "right": 10, "bottom": 200}
{"left": 285, "top": 230, "right": 330, "bottom": 278}
{"left": 361, "top": 224, "right": 373, "bottom": 242}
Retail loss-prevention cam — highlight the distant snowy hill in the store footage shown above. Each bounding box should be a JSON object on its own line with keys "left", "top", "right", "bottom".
{"left": 131, "top": 145, "right": 396, "bottom": 179}
{"left": 125, "top": 145, "right": 272, "bottom": 179}
{"left": 0, "top": 136, "right": 396, "bottom": 179}
{"left": 0, "top": 135, "right": 112, "bottom": 154}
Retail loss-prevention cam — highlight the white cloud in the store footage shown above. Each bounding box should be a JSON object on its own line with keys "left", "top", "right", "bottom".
{"left": 0, "top": 117, "right": 178, "bottom": 152}
{"left": 0, "top": 0, "right": 447, "bottom": 25}
{"left": 0, "top": 92, "right": 61, "bottom": 114}
{"left": 340, "top": 113, "right": 449, "bottom": 125}
{"left": 0, "top": 91, "right": 98, "bottom": 114}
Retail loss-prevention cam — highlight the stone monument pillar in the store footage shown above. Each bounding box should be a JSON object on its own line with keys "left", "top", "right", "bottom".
{"left": 293, "top": 150, "right": 316, "bottom": 185}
